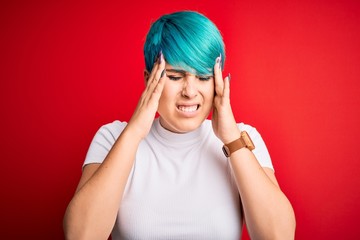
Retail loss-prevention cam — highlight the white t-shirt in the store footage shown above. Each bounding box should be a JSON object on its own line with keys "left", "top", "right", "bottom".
{"left": 84, "top": 118, "right": 273, "bottom": 240}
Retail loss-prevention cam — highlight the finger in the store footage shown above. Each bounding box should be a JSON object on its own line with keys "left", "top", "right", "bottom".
{"left": 153, "top": 51, "right": 166, "bottom": 83}
{"left": 144, "top": 52, "right": 166, "bottom": 103}
{"left": 214, "top": 54, "right": 224, "bottom": 95}
{"left": 143, "top": 53, "right": 162, "bottom": 101}
{"left": 147, "top": 52, "right": 165, "bottom": 92}
{"left": 223, "top": 73, "right": 230, "bottom": 99}
{"left": 149, "top": 70, "right": 166, "bottom": 103}
{"left": 145, "top": 69, "right": 166, "bottom": 109}
{"left": 146, "top": 51, "right": 162, "bottom": 87}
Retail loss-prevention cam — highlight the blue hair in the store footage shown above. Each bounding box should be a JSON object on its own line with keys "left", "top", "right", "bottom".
{"left": 144, "top": 11, "right": 225, "bottom": 75}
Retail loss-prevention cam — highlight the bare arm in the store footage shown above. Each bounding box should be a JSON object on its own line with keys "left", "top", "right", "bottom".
{"left": 211, "top": 55, "right": 295, "bottom": 239}
{"left": 230, "top": 149, "right": 296, "bottom": 239}
{"left": 63, "top": 53, "right": 166, "bottom": 240}
{"left": 63, "top": 128, "right": 141, "bottom": 240}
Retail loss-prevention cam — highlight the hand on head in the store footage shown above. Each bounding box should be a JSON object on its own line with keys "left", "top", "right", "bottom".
{"left": 211, "top": 54, "right": 240, "bottom": 144}
{"left": 127, "top": 51, "right": 166, "bottom": 140}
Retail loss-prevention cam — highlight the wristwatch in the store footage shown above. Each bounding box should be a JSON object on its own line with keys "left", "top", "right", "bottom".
{"left": 222, "top": 131, "right": 255, "bottom": 157}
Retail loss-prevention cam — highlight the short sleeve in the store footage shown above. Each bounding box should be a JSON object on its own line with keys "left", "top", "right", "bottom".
{"left": 238, "top": 123, "right": 274, "bottom": 171}
{"left": 83, "top": 120, "right": 127, "bottom": 168}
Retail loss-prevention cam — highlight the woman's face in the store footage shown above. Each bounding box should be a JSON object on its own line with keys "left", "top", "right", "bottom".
{"left": 157, "top": 63, "right": 215, "bottom": 133}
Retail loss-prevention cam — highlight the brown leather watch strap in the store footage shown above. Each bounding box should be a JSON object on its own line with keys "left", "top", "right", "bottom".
{"left": 226, "top": 137, "right": 247, "bottom": 153}
{"left": 222, "top": 131, "right": 255, "bottom": 157}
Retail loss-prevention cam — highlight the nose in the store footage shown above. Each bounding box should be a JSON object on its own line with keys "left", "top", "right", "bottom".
{"left": 181, "top": 76, "right": 198, "bottom": 99}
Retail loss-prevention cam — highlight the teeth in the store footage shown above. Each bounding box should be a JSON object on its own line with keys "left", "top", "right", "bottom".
{"left": 178, "top": 105, "right": 198, "bottom": 112}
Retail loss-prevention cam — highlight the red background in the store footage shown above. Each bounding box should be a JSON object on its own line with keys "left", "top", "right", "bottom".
{"left": 1, "top": 0, "right": 359, "bottom": 239}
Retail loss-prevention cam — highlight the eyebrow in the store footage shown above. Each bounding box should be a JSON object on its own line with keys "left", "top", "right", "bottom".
{"left": 165, "top": 69, "right": 186, "bottom": 74}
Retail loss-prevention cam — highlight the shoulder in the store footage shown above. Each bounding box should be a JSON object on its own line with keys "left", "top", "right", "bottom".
{"left": 236, "top": 122, "right": 265, "bottom": 146}
{"left": 237, "top": 122, "right": 274, "bottom": 170}
{"left": 95, "top": 120, "right": 128, "bottom": 140}
{"left": 83, "top": 120, "right": 128, "bottom": 166}
{"left": 237, "top": 122, "right": 263, "bottom": 142}
{"left": 237, "top": 122, "right": 257, "bottom": 133}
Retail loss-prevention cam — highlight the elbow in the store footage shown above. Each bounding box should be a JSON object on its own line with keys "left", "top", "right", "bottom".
{"left": 287, "top": 209, "right": 297, "bottom": 239}
{"left": 63, "top": 209, "right": 78, "bottom": 240}
{"left": 63, "top": 218, "right": 90, "bottom": 240}
{"left": 249, "top": 207, "right": 296, "bottom": 240}
{"left": 64, "top": 222, "right": 109, "bottom": 240}
{"left": 63, "top": 226, "right": 77, "bottom": 240}
{"left": 274, "top": 190, "right": 296, "bottom": 239}
{"left": 272, "top": 221, "right": 296, "bottom": 240}
{"left": 63, "top": 207, "right": 88, "bottom": 240}
{"left": 286, "top": 201, "right": 296, "bottom": 238}
{"left": 258, "top": 200, "right": 296, "bottom": 240}
{"left": 63, "top": 206, "right": 111, "bottom": 240}
{"left": 273, "top": 202, "right": 296, "bottom": 239}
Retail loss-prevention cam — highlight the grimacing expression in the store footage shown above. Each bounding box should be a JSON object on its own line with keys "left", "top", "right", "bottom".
{"left": 157, "top": 63, "right": 215, "bottom": 133}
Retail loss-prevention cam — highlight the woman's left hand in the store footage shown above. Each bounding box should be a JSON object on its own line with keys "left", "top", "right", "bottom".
{"left": 211, "top": 55, "right": 241, "bottom": 144}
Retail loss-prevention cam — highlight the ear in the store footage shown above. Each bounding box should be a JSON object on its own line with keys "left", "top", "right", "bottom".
{"left": 144, "top": 69, "right": 150, "bottom": 86}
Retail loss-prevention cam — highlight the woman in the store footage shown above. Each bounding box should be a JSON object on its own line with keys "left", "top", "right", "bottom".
{"left": 64, "top": 11, "right": 295, "bottom": 239}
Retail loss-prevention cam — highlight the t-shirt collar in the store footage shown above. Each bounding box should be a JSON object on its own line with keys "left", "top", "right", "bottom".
{"left": 152, "top": 118, "right": 208, "bottom": 146}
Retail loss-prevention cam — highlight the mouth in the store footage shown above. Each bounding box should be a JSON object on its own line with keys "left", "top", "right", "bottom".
{"left": 177, "top": 104, "right": 200, "bottom": 113}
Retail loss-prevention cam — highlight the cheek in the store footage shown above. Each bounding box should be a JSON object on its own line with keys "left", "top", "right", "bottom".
{"left": 160, "top": 82, "right": 172, "bottom": 100}
{"left": 159, "top": 81, "right": 178, "bottom": 105}
{"left": 204, "top": 83, "right": 215, "bottom": 100}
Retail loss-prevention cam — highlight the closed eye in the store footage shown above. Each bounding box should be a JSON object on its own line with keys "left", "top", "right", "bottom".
{"left": 198, "top": 76, "right": 212, "bottom": 81}
{"left": 168, "top": 76, "right": 182, "bottom": 81}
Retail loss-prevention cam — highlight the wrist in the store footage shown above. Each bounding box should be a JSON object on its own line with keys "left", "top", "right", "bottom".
{"left": 122, "top": 123, "right": 147, "bottom": 143}
{"left": 222, "top": 129, "right": 241, "bottom": 144}
{"left": 222, "top": 131, "right": 255, "bottom": 157}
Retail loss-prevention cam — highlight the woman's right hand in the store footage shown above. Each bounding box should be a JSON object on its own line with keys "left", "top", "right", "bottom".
{"left": 63, "top": 55, "right": 166, "bottom": 239}
{"left": 126, "top": 52, "right": 166, "bottom": 140}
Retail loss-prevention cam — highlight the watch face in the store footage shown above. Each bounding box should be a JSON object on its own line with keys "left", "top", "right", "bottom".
{"left": 241, "top": 131, "right": 255, "bottom": 151}
{"left": 222, "top": 145, "right": 230, "bottom": 157}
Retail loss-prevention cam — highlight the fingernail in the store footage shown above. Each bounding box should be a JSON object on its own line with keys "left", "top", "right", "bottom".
{"left": 154, "top": 50, "right": 161, "bottom": 63}
{"left": 158, "top": 50, "right": 163, "bottom": 64}
{"left": 216, "top": 56, "right": 220, "bottom": 64}
{"left": 228, "top": 73, "right": 231, "bottom": 82}
{"left": 160, "top": 69, "right": 166, "bottom": 78}
{"left": 219, "top": 53, "right": 222, "bottom": 70}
